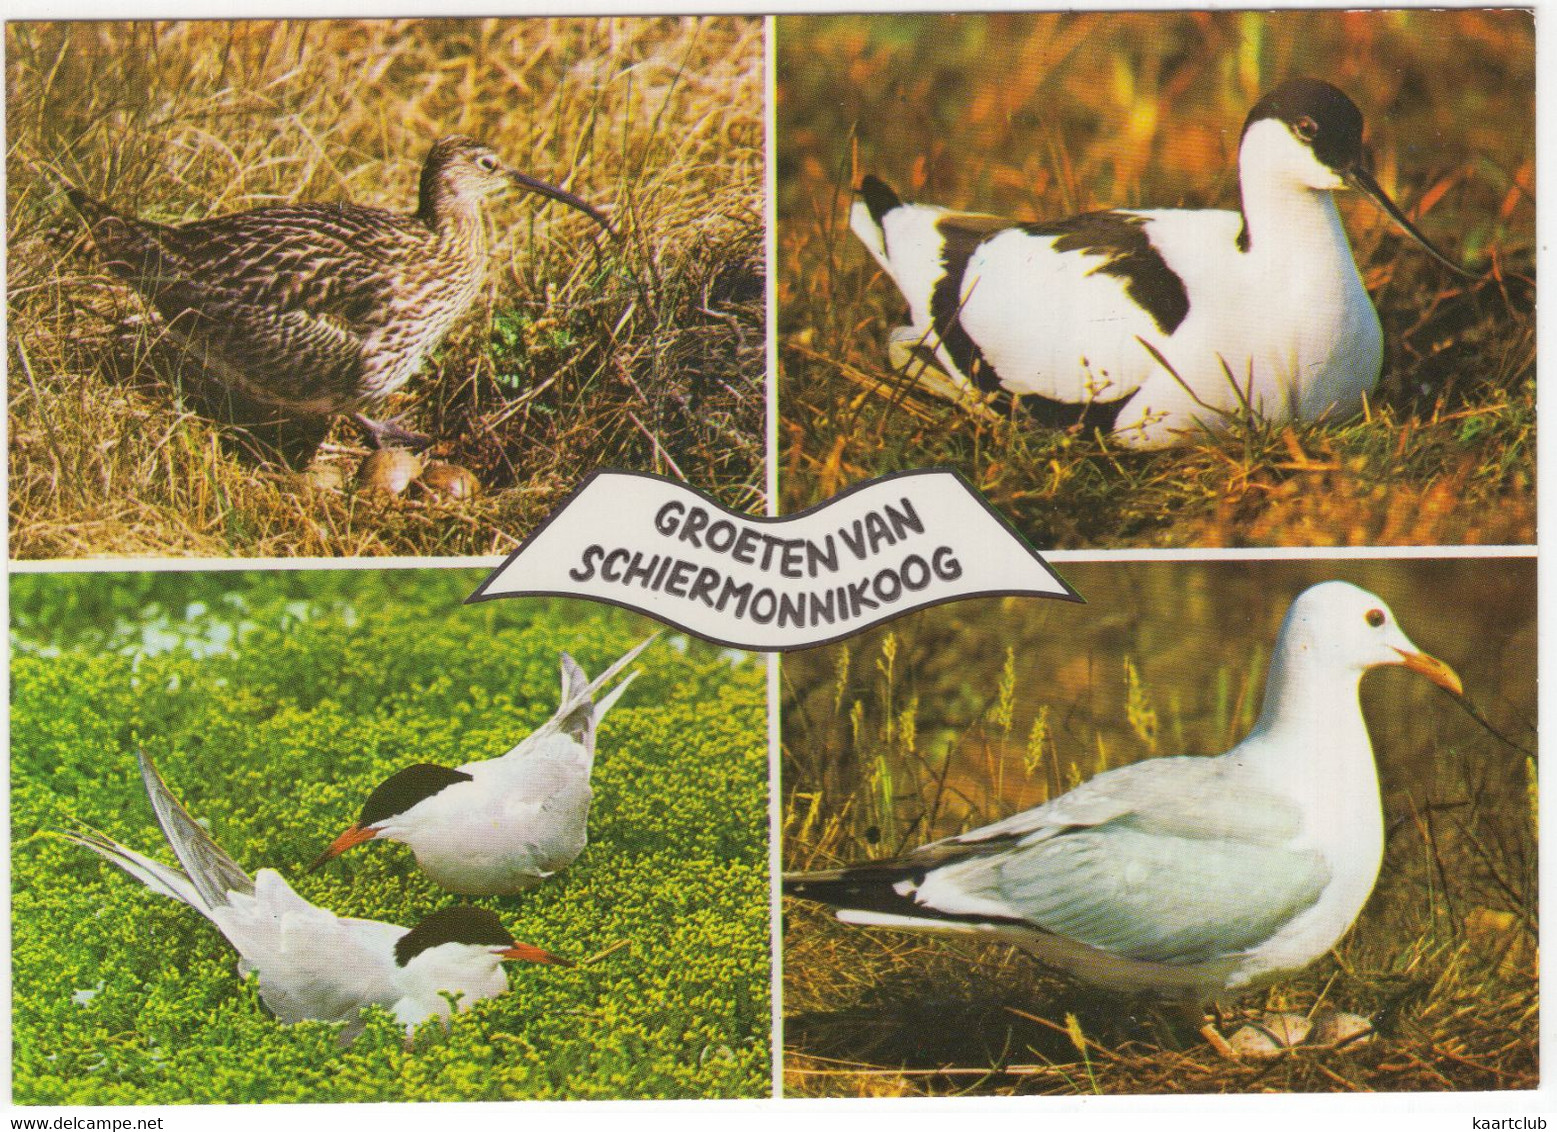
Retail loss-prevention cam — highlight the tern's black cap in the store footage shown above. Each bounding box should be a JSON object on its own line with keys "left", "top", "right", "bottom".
{"left": 395, "top": 907, "right": 516, "bottom": 966}
{"left": 358, "top": 762, "right": 473, "bottom": 827}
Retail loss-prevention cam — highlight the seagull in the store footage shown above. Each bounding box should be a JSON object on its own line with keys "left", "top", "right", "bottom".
{"left": 783, "top": 581, "right": 1463, "bottom": 1056}
{"left": 312, "top": 634, "right": 656, "bottom": 895}
{"left": 850, "top": 78, "right": 1471, "bottom": 448}
{"left": 61, "top": 752, "right": 570, "bottom": 1039}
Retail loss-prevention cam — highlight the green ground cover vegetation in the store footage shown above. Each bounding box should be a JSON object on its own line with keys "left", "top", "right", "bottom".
{"left": 12, "top": 572, "right": 770, "bottom": 1102}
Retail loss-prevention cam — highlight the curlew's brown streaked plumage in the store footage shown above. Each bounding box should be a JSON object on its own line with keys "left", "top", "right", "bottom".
{"left": 68, "top": 135, "right": 613, "bottom": 453}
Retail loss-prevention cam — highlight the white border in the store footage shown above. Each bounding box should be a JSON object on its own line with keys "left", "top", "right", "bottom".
{"left": 3, "top": 1, "right": 1551, "bottom": 1128}
{"left": 764, "top": 14, "right": 786, "bottom": 1099}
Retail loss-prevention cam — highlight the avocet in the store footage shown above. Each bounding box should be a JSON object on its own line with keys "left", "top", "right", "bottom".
{"left": 851, "top": 78, "right": 1470, "bottom": 449}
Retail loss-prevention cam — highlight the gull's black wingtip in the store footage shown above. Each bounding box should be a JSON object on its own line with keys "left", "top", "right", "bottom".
{"left": 782, "top": 869, "right": 865, "bottom": 904}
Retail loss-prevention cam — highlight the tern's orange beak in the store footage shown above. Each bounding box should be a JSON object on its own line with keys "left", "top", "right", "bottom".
{"left": 307, "top": 824, "right": 378, "bottom": 872}
{"left": 1394, "top": 648, "right": 1464, "bottom": 697}
{"left": 500, "top": 942, "right": 573, "bottom": 967}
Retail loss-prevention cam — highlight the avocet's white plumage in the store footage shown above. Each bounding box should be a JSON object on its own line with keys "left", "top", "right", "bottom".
{"left": 62, "top": 752, "right": 568, "bottom": 1038}
{"left": 851, "top": 79, "right": 1469, "bottom": 448}
{"left": 785, "top": 582, "right": 1463, "bottom": 1044}
{"left": 313, "top": 635, "right": 656, "bottom": 894}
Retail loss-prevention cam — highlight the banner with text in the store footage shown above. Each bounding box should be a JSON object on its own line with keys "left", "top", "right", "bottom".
{"left": 467, "top": 470, "right": 1080, "bottom": 651}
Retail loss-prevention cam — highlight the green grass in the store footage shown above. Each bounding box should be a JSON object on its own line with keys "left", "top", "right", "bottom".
{"left": 777, "top": 11, "right": 1535, "bottom": 547}
{"left": 11, "top": 573, "right": 770, "bottom": 1103}
{"left": 8, "top": 17, "right": 765, "bottom": 559}
{"left": 781, "top": 560, "right": 1537, "bottom": 1094}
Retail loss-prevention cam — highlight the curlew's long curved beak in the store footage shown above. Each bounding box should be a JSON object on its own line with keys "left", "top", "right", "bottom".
{"left": 509, "top": 169, "right": 615, "bottom": 237}
{"left": 500, "top": 941, "right": 574, "bottom": 966}
{"left": 1393, "top": 647, "right": 1464, "bottom": 696}
{"left": 1345, "top": 159, "right": 1473, "bottom": 277}
{"left": 308, "top": 823, "right": 377, "bottom": 872}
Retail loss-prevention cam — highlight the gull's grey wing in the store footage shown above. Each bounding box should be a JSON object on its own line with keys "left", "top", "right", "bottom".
{"left": 916, "top": 818, "right": 1330, "bottom": 966}
{"left": 932, "top": 754, "right": 1307, "bottom": 850}
{"left": 790, "top": 754, "right": 1330, "bottom": 968}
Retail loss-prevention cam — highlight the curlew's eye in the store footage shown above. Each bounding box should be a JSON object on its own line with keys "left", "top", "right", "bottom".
{"left": 1293, "top": 116, "right": 1319, "bottom": 142}
{"left": 1365, "top": 609, "right": 1385, "bottom": 628}
{"left": 477, "top": 154, "right": 500, "bottom": 172}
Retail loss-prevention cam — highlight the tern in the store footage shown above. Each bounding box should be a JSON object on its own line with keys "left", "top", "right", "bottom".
{"left": 850, "top": 79, "right": 1471, "bottom": 448}
{"left": 62, "top": 752, "right": 570, "bottom": 1039}
{"left": 312, "top": 635, "right": 656, "bottom": 894}
{"left": 784, "top": 581, "right": 1463, "bottom": 1056}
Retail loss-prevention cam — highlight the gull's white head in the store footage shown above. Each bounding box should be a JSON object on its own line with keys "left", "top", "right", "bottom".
{"left": 1276, "top": 581, "right": 1463, "bottom": 694}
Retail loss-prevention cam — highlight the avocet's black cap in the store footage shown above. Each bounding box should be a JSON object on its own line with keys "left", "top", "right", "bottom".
{"left": 1242, "top": 77, "right": 1366, "bottom": 172}
{"left": 358, "top": 763, "right": 473, "bottom": 827}
{"left": 395, "top": 907, "right": 516, "bottom": 966}
{"left": 1243, "top": 77, "right": 1471, "bottom": 275}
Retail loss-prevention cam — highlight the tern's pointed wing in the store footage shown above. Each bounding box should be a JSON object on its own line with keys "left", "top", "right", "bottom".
{"left": 461, "top": 731, "right": 597, "bottom": 876}
{"left": 137, "top": 751, "right": 254, "bottom": 909}
{"left": 552, "top": 653, "right": 594, "bottom": 745}
{"left": 57, "top": 828, "right": 205, "bottom": 909}
{"left": 213, "top": 869, "right": 401, "bottom": 1025}
{"left": 502, "top": 634, "right": 658, "bottom": 757}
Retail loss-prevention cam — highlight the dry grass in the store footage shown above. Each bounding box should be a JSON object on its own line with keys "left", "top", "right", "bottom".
{"left": 781, "top": 561, "right": 1538, "bottom": 1095}
{"left": 776, "top": 11, "right": 1534, "bottom": 548}
{"left": 8, "top": 17, "right": 765, "bottom": 559}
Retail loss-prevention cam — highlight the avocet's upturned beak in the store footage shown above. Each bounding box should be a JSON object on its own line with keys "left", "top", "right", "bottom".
{"left": 1344, "top": 160, "right": 1473, "bottom": 277}
{"left": 499, "top": 942, "right": 574, "bottom": 967}
{"left": 509, "top": 169, "right": 615, "bottom": 237}
{"left": 308, "top": 824, "right": 377, "bottom": 872}
{"left": 1394, "top": 646, "right": 1465, "bottom": 696}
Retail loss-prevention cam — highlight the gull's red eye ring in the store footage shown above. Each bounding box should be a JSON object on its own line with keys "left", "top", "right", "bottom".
{"left": 1365, "top": 609, "right": 1385, "bottom": 628}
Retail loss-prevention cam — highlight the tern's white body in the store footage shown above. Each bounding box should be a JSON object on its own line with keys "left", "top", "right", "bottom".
{"left": 787, "top": 582, "right": 1462, "bottom": 1005}
{"left": 327, "top": 636, "right": 655, "bottom": 895}
{"left": 207, "top": 869, "right": 510, "bottom": 1030}
{"left": 390, "top": 728, "right": 602, "bottom": 893}
{"left": 850, "top": 81, "right": 1463, "bottom": 448}
{"left": 65, "top": 755, "right": 538, "bottom": 1038}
